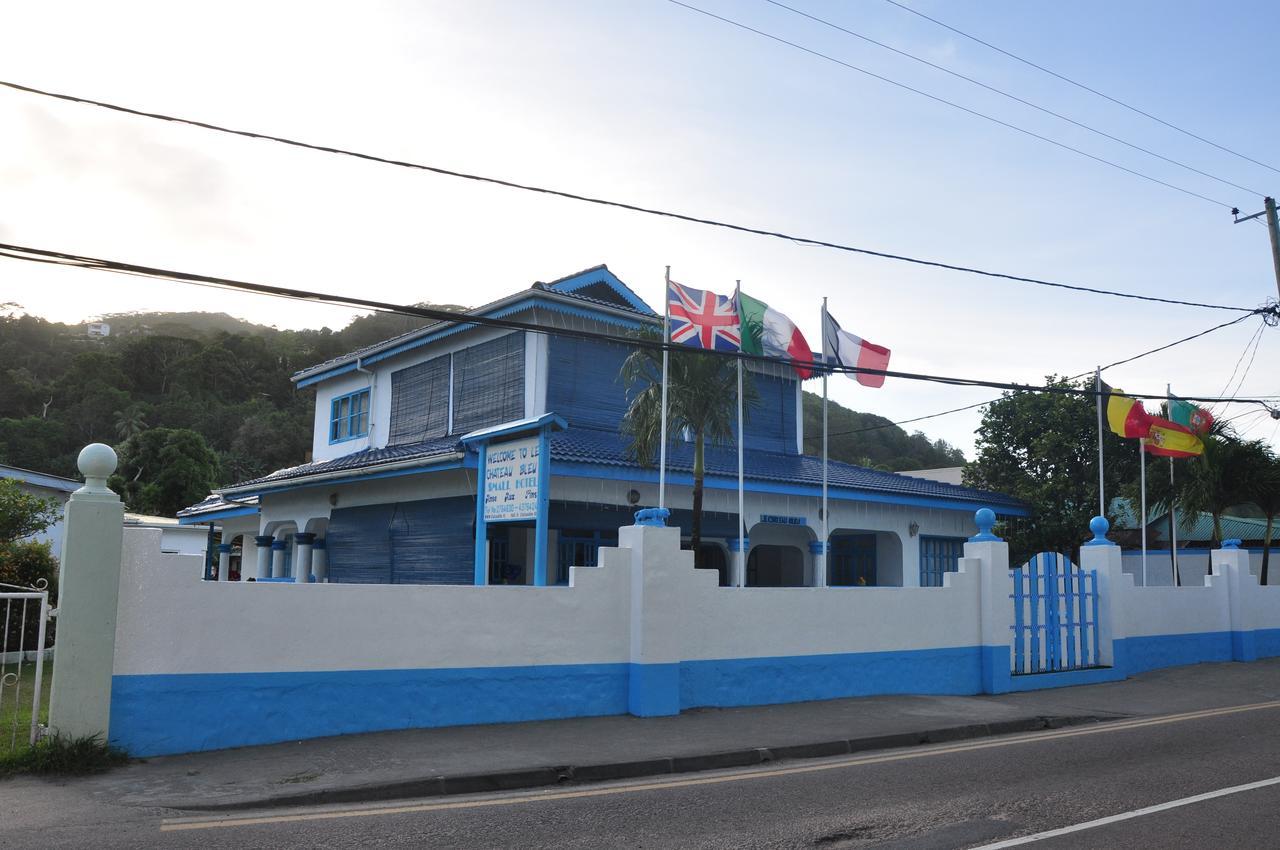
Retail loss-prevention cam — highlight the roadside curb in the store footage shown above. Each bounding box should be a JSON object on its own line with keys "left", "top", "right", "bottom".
{"left": 172, "top": 714, "right": 1114, "bottom": 812}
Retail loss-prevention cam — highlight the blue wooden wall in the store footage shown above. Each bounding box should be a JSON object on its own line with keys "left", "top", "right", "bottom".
{"left": 327, "top": 497, "right": 474, "bottom": 584}
{"left": 546, "top": 337, "right": 633, "bottom": 431}
{"left": 546, "top": 337, "right": 798, "bottom": 455}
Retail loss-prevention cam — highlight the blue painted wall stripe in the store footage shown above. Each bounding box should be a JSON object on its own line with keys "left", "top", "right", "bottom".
{"left": 110, "top": 663, "right": 629, "bottom": 757}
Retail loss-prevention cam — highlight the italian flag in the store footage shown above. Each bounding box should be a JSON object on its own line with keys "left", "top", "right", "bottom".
{"left": 738, "top": 291, "right": 813, "bottom": 378}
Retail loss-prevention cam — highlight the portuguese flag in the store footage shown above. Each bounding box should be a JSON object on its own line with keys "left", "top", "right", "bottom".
{"left": 1169, "top": 394, "right": 1214, "bottom": 435}
{"left": 738, "top": 291, "right": 813, "bottom": 378}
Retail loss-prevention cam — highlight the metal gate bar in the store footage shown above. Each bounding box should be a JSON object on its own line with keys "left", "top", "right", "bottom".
{"left": 1, "top": 584, "right": 50, "bottom": 751}
{"left": 1009, "top": 553, "right": 1101, "bottom": 675}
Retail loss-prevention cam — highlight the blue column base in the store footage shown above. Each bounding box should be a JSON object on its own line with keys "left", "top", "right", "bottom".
{"left": 1232, "top": 630, "right": 1258, "bottom": 662}
{"left": 980, "top": 645, "right": 1012, "bottom": 694}
{"left": 628, "top": 663, "right": 680, "bottom": 717}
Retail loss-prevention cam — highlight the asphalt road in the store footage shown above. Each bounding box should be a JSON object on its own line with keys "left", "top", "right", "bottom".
{"left": 7, "top": 700, "right": 1280, "bottom": 849}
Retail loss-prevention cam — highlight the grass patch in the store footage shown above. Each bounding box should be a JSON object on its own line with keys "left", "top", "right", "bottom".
{"left": 0, "top": 732, "right": 129, "bottom": 777}
{"left": 0, "top": 658, "right": 52, "bottom": 754}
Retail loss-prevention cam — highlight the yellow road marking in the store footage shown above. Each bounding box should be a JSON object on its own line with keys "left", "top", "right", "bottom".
{"left": 160, "top": 699, "right": 1280, "bottom": 832}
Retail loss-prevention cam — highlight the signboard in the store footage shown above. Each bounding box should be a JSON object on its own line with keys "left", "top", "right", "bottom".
{"left": 759, "top": 514, "right": 807, "bottom": 526}
{"left": 483, "top": 435, "right": 541, "bottom": 522}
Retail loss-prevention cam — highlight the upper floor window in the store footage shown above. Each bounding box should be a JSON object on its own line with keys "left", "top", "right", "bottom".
{"left": 330, "top": 389, "right": 370, "bottom": 443}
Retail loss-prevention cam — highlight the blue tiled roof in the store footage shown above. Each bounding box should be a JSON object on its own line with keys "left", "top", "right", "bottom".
{"left": 215, "top": 427, "right": 1022, "bottom": 511}
{"left": 292, "top": 266, "right": 655, "bottom": 384}
{"left": 220, "top": 436, "right": 463, "bottom": 492}
{"left": 549, "top": 428, "right": 1025, "bottom": 510}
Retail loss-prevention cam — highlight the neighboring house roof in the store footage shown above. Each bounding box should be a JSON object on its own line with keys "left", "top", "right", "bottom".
{"left": 176, "top": 494, "right": 261, "bottom": 524}
{"left": 208, "top": 428, "right": 1025, "bottom": 513}
{"left": 1, "top": 464, "right": 79, "bottom": 494}
{"left": 1144, "top": 511, "right": 1273, "bottom": 545}
{"left": 292, "top": 265, "right": 657, "bottom": 388}
{"left": 896, "top": 467, "right": 965, "bottom": 486}
{"left": 214, "top": 437, "right": 463, "bottom": 495}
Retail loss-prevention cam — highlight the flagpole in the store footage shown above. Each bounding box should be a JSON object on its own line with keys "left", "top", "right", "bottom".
{"left": 820, "top": 297, "right": 829, "bottom": 588}
{"left": 1168, "top": 383, "right": 1180, "bottom": 587}
{"left": 735, "top": 280, "right": 746, "bottom": 589}
{"left": 659, "top": 266, "right": 670, "bottom": 511}
{"left": 1140, "top": 438, "right": 1148, "bottom": 587}
{"left": 1095, "top": 366, "right": 1105, "bottom": 518}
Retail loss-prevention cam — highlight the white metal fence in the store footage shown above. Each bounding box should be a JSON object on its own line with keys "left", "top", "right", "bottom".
{"left": 1, "top": 581, "right": 51, "bottom": 753}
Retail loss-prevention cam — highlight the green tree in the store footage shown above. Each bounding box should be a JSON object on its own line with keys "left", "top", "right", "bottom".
{"left": 0, "top": 477, "right": 62, "bottom": 647}
{"left": 964, "top": 376, "right": 1137, "bottom": 564}
{"left": 621, "top": 334, "right": 755, "bottom": 565}
{"left": 113, "top": 404, "right": 149, "bottom": 441}
{"left": 1250, "top": 446, "right": 1280, "bottom": 585}
{"left": 112, "top": 428, "right": 221, "bottom": 517}
{"left": 1165, "top": 433, "right": 1261, "bottom": 549}
{"left": 0, "top": 477, "right": 61, "bottom": 544}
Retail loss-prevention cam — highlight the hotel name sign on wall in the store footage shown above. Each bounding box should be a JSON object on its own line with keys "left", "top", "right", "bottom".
{"left": 483, "top": 435, "right": 541, "bottom": 522}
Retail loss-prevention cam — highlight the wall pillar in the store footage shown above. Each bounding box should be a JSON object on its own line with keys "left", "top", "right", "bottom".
{"left": 1215, "top": 540, "right": 1257, "bottom": 661}
{"left": 271, "top": 539, "right": 287, "bottom": 578}
{"left": 254, "top": 535, "right": 273, "bottom": 579}
{"left": 312, "top": 538, "right": 328, "bottom": 583}
{"left": 216, "top": 543, "right": 232, "bottom": 582}
{"left": 966, "top": 508, "right": 1013, "bottom": 694}
{"left": 624, "top": 508, "right": 683, "bottom": 717}
{"left": 1079, "top": 516, "right": 1125, "bottom": 669}
{"left": 293, "top": 533, "right": 315, "bottom": 584}
{"left": 48, "top": 444, "right": 124, "bottom": 742}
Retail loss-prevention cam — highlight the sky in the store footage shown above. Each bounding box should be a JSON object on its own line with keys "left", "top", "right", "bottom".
{"left": 2, "top": 0, "right": 1278, "bottom": 457}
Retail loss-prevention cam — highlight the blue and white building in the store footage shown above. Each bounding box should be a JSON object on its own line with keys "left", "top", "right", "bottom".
{"left": 180, "top": 266, "right": 1025, "bottom": 587}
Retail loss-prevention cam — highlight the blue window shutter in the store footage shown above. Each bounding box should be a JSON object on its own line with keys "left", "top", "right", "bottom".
{"left": 451, "top": 333, "right": 525, "bottom": 434}
{"left": 388, "top": 356, "right": 450, "bottom": 444}
{"left": 546, "top": 337, "right": 632, "bottom": 431}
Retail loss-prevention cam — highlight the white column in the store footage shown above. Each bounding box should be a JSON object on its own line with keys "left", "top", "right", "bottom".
{"left": 271, "top": 539, "right": 287, "bottom": 578}
{"left": 216, "top": 543, "right": 232, "bottom": 581}
{"left": 312, "top": 539, "right": 329, "bottom": 583}
{"left": 293, "top": 533, "right": 315, "bottom": 584}
{"left": 1079, "top": 516, "right": 1125, "bottom": 669}
{"left": 1213, "top": 542, "right": 1257, "bottom": 661}
{"left": 48, "top": 444, "right": 124, "bottom": 741}
{"left": 254, "top": 535, "right": 273, "bottom": 579}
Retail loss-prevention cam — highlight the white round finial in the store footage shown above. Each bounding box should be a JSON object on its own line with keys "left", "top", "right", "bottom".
{"left": 78, "top": 443, "right": 118, "bottom": 482}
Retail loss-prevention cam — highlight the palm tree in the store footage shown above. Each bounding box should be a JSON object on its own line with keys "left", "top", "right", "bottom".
{"left": 1245, "top": 442, "right": 1280, "bottom": 585}
{"left": 114, "top": 405, "right": 148, "bottom": 441}
{"left": 621, "top": 330, "right": 755, "bottom": 565}
{"left": 1175, "top": 432, "right": 1259, "bottom": 548}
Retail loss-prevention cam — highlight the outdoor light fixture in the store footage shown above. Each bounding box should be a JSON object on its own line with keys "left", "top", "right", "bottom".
{"left": 909, "top": 521, "right": 919, "bottom": 537}
{"left": 627, "top": 488, "right": 641, "bottom": 505}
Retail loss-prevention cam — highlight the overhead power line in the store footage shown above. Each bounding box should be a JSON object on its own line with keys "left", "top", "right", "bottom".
{"left": 666, "top": 0, "right": 1238, "bottom": 209}
{"left": 0, "top": 240, "right": 1275, "bottom": 410}
{"left": 765, "top": 0, "right": 1268, "bottom": 197}
{"left": 881, "top": 0, "right": 1280, "bottom": 177}
{"left": 0, "top": 79, "right": 1261, "bottom": 313}
{"left": 822, "top": 309, "right": 1267, "bottom": 439}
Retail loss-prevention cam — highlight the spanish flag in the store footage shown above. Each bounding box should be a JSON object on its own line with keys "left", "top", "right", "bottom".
{"left": 1100, "top": 381, "right": 1152, "bottom": 439}
{"left": 1145, "top": 418, "right": 1205, "bottom": 458}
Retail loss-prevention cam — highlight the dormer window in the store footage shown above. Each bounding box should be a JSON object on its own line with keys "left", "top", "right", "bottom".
{"left": 330, "top": 389, "right": 370, "bottom": 443}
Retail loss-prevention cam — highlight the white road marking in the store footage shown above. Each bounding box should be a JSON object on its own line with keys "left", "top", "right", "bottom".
{"left": 160, "top": 699, "right": 1280, "bottom": 832}
{"left": 969, "top": 774, "right": 1280, "bottom": 848}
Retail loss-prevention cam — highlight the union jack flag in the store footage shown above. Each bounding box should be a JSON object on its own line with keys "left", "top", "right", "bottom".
{"left": 667, "top": 281, "right": 741, "bottom": 351}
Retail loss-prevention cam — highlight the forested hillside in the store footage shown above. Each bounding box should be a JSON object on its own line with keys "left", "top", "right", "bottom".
{"left": 801, "top": 392, "right": 965, "bottom": 472}
{"left": 0, "top": 310, "right": 962, "bottom": 515}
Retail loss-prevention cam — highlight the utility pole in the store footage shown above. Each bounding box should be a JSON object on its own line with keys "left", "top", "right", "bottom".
{"left": 1266, "top": 197, "right": 1280, "bottom": 301}
{"left": 1233, "top": 197, "right": 1280, "bottom": 300}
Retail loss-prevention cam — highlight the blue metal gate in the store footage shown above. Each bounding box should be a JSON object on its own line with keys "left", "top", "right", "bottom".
{"left": 1011, "top": 552, "right": 1101, "bottom": 674}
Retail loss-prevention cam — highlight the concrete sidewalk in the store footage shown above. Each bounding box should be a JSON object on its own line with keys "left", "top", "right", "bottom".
{"left": 75, "top": 659, "right": 1280, "bottom": 812}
